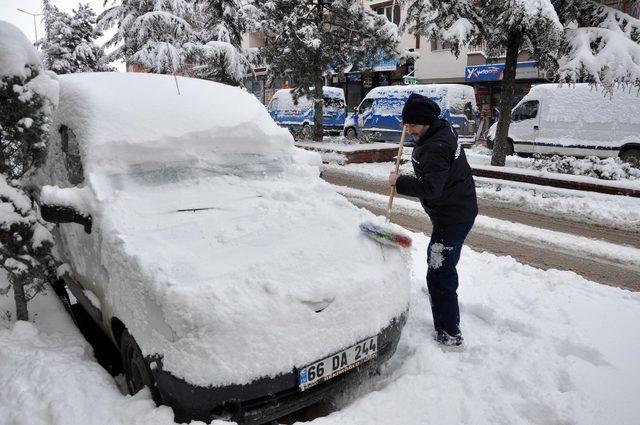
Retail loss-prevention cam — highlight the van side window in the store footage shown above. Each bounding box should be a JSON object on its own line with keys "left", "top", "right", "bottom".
{"left": 358, "top": 98, "right": 374, "bottom": 114}
{"left": 59, "top": 125, "right": 84, "bottom": 185}
{"left": 512, "top": 101, "right": 539, "bottom": 122}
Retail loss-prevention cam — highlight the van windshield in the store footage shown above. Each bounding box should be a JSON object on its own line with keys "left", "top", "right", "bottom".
{"left": 324, "top": 96, "right": 345, "bottom": 112}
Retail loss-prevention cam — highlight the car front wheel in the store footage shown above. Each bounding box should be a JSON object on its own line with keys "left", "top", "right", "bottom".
{"left": 344, "top": 127, "right": 357, "bottom": 140}
{"left": 620, "top": 148, "right": 640, "bottom": 166}
{"left": 120, "top": 329, "right": 161, "bottom": 402}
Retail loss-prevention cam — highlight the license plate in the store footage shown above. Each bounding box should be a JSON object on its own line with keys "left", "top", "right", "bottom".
{"left": 298, "top": 336, "right": 378, "bottom": 391}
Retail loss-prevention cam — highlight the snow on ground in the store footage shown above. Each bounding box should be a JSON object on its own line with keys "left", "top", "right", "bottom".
{"left": 324, "top": 162, "right": 640, "bottom": 231}
{"left": 0, "top": 279, "right": 215, "bottom": 425}
{"left": 1, "top": 233, "right": 639, "bottom": 425}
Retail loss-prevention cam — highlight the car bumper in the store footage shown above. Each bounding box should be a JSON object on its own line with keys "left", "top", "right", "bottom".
{"left": 150, "top": 313, "right": 407, "bottom": 424}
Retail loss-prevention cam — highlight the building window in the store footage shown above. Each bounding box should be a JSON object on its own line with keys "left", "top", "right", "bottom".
{"left": 373, "top": 2, "right": 401, "bottom": 26}
{"left": 430, "top": 38, "right": 453, "bottom": 52}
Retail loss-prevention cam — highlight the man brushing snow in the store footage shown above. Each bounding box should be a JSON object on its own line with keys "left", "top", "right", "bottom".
{"left": 389, "top": 93, "right": 478, "bottom": 347}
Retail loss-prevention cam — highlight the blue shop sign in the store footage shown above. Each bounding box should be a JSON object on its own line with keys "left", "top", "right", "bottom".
{"left": 465, "top": 61, "right": 538, "bottom": 82}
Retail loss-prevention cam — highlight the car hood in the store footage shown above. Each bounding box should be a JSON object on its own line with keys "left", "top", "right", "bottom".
{"left": 92, "top": 163, "right": 411, "bottom": 387}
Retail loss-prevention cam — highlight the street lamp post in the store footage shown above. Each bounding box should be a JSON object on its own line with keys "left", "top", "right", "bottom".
{"left": 16, "top": 8, "right": 44, "bottom": 42}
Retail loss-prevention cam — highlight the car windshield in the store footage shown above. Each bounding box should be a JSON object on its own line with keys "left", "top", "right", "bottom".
{"left": 103, "top": 156, "right": 286, "bottom": 189}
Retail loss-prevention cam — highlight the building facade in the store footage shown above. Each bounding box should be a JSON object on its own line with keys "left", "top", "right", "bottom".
{"left": 243, "top": 0, "right": 637, "bottom": 114}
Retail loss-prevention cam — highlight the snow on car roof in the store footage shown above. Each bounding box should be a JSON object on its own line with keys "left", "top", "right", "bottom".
{"left": 56, "top": 72, "right": 292, "bottom": 163}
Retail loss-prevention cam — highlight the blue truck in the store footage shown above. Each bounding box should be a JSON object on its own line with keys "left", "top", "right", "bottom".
{"left": 344, "top": 84, "right": 478, "bottom": 146}
{"left": 267, "top": 87, "right": 347, "bottom": 138}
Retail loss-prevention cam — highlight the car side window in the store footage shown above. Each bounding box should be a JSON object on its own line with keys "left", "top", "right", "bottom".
{"left": 268, "top": 97, "right": 279, "bottom": 111}
{"left": 512, "top": 100, "right": 539, "bottom": 122}
{"left": 59, "top": 125, "right": 84, "bottom": 185}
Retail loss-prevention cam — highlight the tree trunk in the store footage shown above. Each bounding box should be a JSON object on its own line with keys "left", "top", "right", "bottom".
{"left": 313, "top": 1, "right": 324, "bottom": 142}
{"left": 491, "top": 32, "right": 522, "bottom": 167}
{"left": 12, "top": 276, "right": 29, "bottom": 321}
{"left": 313, "top": 74, "right": 324, "bottom": 142}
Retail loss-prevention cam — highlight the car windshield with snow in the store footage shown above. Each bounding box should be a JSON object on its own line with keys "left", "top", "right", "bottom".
{"left": 36, "top": 73, "right": 410, "bottom": 424}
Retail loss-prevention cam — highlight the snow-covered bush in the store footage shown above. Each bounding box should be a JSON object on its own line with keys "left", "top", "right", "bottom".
{"left": 0, "top": 21, "right": 59, "bottom": 321}
{"left": 41, "top": 1, "right": 113, "bottom": 74}
{"left": 532, "top": 155, "right": 640, "bottom": 181}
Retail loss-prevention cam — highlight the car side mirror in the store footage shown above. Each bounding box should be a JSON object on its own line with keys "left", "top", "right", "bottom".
{"left": 40, "top": 204, "right": 92, "bottom": 234}
{"left": 39, "top": 185, "right": 92, "bottom": 234}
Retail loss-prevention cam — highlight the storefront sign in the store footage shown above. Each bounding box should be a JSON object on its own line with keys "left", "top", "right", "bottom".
{"left": 373, "top": 59, "right": 397, "bottom": 72}
{"left": 465, "top": 61, "right": 539, "bottom": 82}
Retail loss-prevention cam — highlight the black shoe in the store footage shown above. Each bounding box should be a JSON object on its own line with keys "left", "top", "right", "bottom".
{"left": 435, "top": 330, "right": 464, "bottom": 347}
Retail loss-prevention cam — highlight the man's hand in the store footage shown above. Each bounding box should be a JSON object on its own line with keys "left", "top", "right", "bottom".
{"left": 389, "top": 171, "right": 399, "bottom": 187}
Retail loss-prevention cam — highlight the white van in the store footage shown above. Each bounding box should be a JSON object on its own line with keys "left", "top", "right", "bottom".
{"left": 486, "top": 84, "right": 640, "bottom": 163}
{"left": 37, "top": 72, "right": 409, "bottom": 424}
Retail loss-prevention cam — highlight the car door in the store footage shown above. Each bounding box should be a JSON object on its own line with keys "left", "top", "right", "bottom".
{"left": 357, "top": 98, "right": 375, "bottom": 134}
{"left": 55, "top": 126, "right": 106, "bottom": 324}
{"left": 509, "top": 100, "right": 540, "bottom": 154}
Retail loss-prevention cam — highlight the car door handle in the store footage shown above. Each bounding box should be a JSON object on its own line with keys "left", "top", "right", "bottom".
{"left": 533, "top": 125, "right": 539, "bottom": 130}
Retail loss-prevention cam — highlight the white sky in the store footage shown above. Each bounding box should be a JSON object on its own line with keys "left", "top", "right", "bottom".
{"left": 1, "top": 0, "right": 125, "bottom": 70}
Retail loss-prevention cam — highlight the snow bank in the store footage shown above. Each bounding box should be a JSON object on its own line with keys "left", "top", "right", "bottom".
{"left": 0, "top": 21, "right": 40, "bottom": 78}
{"left": 0, "top": 283, "right": 213, "bottom": 425}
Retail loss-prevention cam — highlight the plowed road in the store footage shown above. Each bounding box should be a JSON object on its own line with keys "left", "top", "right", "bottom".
{"left": 321, "top": 167, "right": 640, "bottom": 292}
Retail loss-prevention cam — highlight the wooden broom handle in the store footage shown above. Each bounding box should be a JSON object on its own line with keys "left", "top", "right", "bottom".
{"left": 388, "top": 125, "right": 408, "bottom": 215}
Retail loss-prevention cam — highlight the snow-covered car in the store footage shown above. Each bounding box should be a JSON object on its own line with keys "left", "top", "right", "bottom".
{"left": 486, "top": 83, "right": 640, "bottom": 163}
{"left": 36, "top": 73, "right": 410, "bottom": 424}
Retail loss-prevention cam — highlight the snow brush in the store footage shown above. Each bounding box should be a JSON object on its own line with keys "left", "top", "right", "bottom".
{"left": 360, "top": 125, "right": 412, "bottom": 249}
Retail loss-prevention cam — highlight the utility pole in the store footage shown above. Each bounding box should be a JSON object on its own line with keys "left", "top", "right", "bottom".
{"left": 16, "top": 8, "right": 44, "bottom": 42}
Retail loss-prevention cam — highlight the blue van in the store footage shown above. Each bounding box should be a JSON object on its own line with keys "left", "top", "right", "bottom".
{"left": 267, "top": 87, "right": 347, "bottom": 138}
{"left": 344, "top": 84, "right": 478, "bottom": 145}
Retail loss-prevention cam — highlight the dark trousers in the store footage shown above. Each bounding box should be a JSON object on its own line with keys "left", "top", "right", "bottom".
{"left": 426, "top": 220, "right": 474, "bottom": 336}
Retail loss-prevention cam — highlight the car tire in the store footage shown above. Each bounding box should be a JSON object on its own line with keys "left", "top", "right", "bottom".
{"left": 620, "top": 148, "right": 640, "bottom": 166}
{"left": 120, "top": 329, "right": 161, "bottom": 403}
{"left": 301, "top": 123, "right": 313, "bottom": 140}
{"left": 344, "top": 127, "right": 357, "bottom": 140}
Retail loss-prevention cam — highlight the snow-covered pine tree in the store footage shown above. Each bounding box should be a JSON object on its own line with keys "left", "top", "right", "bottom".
{"left": 98, "top": 0, "right": 196, "bottom": 74}
{"left": 403, "top": 0, "right": 640, "bottom": 166}
{"left": 187, "top": 0, "right": 259, "bottom": 85}
{"left": 257, "top": 0, "right": 401, "bottom": 141}
{"left": 0, "top": 22, "right": 59, "bottom": 321}
{"left": 41, "top": 1, "right": 112, "bottom": 74}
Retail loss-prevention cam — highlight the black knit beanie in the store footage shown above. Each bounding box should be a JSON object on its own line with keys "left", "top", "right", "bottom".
{"left": 402, "top": 93, "right": 441, "bottom": 125}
